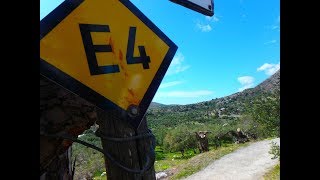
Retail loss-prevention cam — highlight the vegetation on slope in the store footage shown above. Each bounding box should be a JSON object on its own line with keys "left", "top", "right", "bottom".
{"left": 71, "top": 70, "right": 280, "bottom": 179}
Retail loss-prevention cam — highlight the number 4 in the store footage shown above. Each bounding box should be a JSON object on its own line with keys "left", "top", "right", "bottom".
{"left": 126, "top": 27, "right": 151, "bottom": 69}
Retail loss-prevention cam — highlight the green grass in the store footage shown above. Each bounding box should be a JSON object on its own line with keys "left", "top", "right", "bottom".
{"left": 93, "top": 176, "right": 106, "bottom": 180}
{"left": 154, "top": 146, "right": 197, "bottom": 172}
{"left": 170, "top": 142, "right": 251, "bottom": 179}
{"left": 73, "top": 132, "right": 256, "bottom": 180}
{"left": 263, "top": 163, "right": 280, "bottom": 180}
{"left": 72, "top": 133, "right": 106, "bottom": 179}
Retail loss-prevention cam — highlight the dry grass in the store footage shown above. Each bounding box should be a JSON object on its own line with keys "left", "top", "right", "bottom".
{"left": 167, "top": 142, "right": 251, "bottom": 179}
{"left": 262, "top": 163, "right": 280, "bottom": 180}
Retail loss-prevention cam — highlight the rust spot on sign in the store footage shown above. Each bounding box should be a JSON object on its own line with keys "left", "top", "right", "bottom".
{"left": 128, "top": 89, "right": 134, "bottom": 97}
{"left": 119, "top": 50, "right": 123, "bottom": 61}
{"left": 124, "top": 72, "right": 129, "bottom": 79}
{"left": 119, "top": 50, "right": 125, "bottom": 70}
{"left": 125, "top": 88, "right": 140, "bottom": 105}
{"left": 109, "top": 37, "right": 115, "bottom": 54}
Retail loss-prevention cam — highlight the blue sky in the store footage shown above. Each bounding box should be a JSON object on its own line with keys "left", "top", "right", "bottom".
{"left": 41, "top": 0, "right": 280, "bottom": 105}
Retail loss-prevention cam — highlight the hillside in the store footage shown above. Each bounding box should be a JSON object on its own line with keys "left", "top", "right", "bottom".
{"left": 146, "top": 70, "right": 280, "bottom": 128}
{"left": 149, "top": 102, "right": 167, "bottom": 108}
{"left": 255, "top": 70, "right": 280, "bottom": 93}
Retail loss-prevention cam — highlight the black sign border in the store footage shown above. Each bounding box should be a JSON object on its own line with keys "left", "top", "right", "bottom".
{"left": 40, "top": 0, "right": 178, "bottom": 128}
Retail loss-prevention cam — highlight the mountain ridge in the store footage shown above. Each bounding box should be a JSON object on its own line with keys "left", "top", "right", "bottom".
{"left": 146, "top": 70, "right": 280, "bottom": 128}
{"left": 150, "top": 70, "right": 280, "bottom": 108}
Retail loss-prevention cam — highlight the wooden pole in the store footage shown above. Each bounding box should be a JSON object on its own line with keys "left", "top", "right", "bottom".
{"left": 96, "top": 109, "right": 156, "bottom": 180}
{"left": 136, "top": 116, "right": 156, "bottom": 180}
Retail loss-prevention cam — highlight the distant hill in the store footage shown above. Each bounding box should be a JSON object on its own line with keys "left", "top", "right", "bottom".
{"left": 149, "top": 102, "right": 167, "bottom": 108}
{"left": 146, "top": 70, "right": 280, "bottom": 128}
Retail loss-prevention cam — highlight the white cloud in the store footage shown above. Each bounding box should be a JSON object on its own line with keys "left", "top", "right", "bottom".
{"left": 265, "top": 15, "right": 280, "bottom": 31}
{"left": 238, "top": 76, "right": 255, "bottom": 91}
{"left": 257, "top": 63, "right": 273, "bottom": 71}
{"left": 276, "top": 16, "right": 280, "bottom": 31}
{"left": 269, "top": 16, "right": 280, "bottom": 31}
{"left": 257, "top": 62, "right": 280, "bottom": 75}
{"left": 206, "top": 16, "right": 219, "bottom": 22}
{"left": 159, "top": 81, "right": 184, "bottom": 89}
{"left": 196, "top": 15, "right": 219, "bottom": 32}
{"left": 213, "top": 16, "right": 219, "bottom": 22}
{"left": 166, "top": 52, "right": 190, "bottom": 75}
{"left": 155, "top": 90, "right": 213, "bottom": 98}
{"left": 264, "top": 40, "right": 277, "bottom": 45}
{"left": 205, "top": 16, "right": 212, "bottom": 21}
{"left": 196, "top": 22, "right": 212, "bottom": 32}
{"left": 238, "top": 76, "right": 254, "bottom": 85}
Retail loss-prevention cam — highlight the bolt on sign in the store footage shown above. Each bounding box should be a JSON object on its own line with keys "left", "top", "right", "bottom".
{"left": 40, "top": 0, "right": 178, "bottom": 128}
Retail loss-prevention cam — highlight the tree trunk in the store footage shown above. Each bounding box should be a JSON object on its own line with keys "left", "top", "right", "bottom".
{"left": 40, "top": 147, "right": 74, "bottom": 180}
{"left": 40, "top": 75, "right": 97, "bottom": 178}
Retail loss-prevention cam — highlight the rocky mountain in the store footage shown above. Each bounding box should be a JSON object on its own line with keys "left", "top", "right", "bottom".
{"left": 146, "top": 70, "right": 280, "bottom": 128}
{"left": 255, "top": 70, "right": 280, "bottom": 93}
{"left": 221, "top": 70, "right": 280, "bottom": 101}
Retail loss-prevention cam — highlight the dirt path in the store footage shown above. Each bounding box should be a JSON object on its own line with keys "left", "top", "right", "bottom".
{"left": 183, "top": 138, "right": 280, "bottom": 180}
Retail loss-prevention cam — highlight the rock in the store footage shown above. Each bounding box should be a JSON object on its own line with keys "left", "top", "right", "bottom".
{"left": 156, "top": 172, "right": 168, "bottom": 180}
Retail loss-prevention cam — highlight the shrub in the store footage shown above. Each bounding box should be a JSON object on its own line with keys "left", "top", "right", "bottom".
{"left": 269, "top": 141, "right": 280, "bottom": 160}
